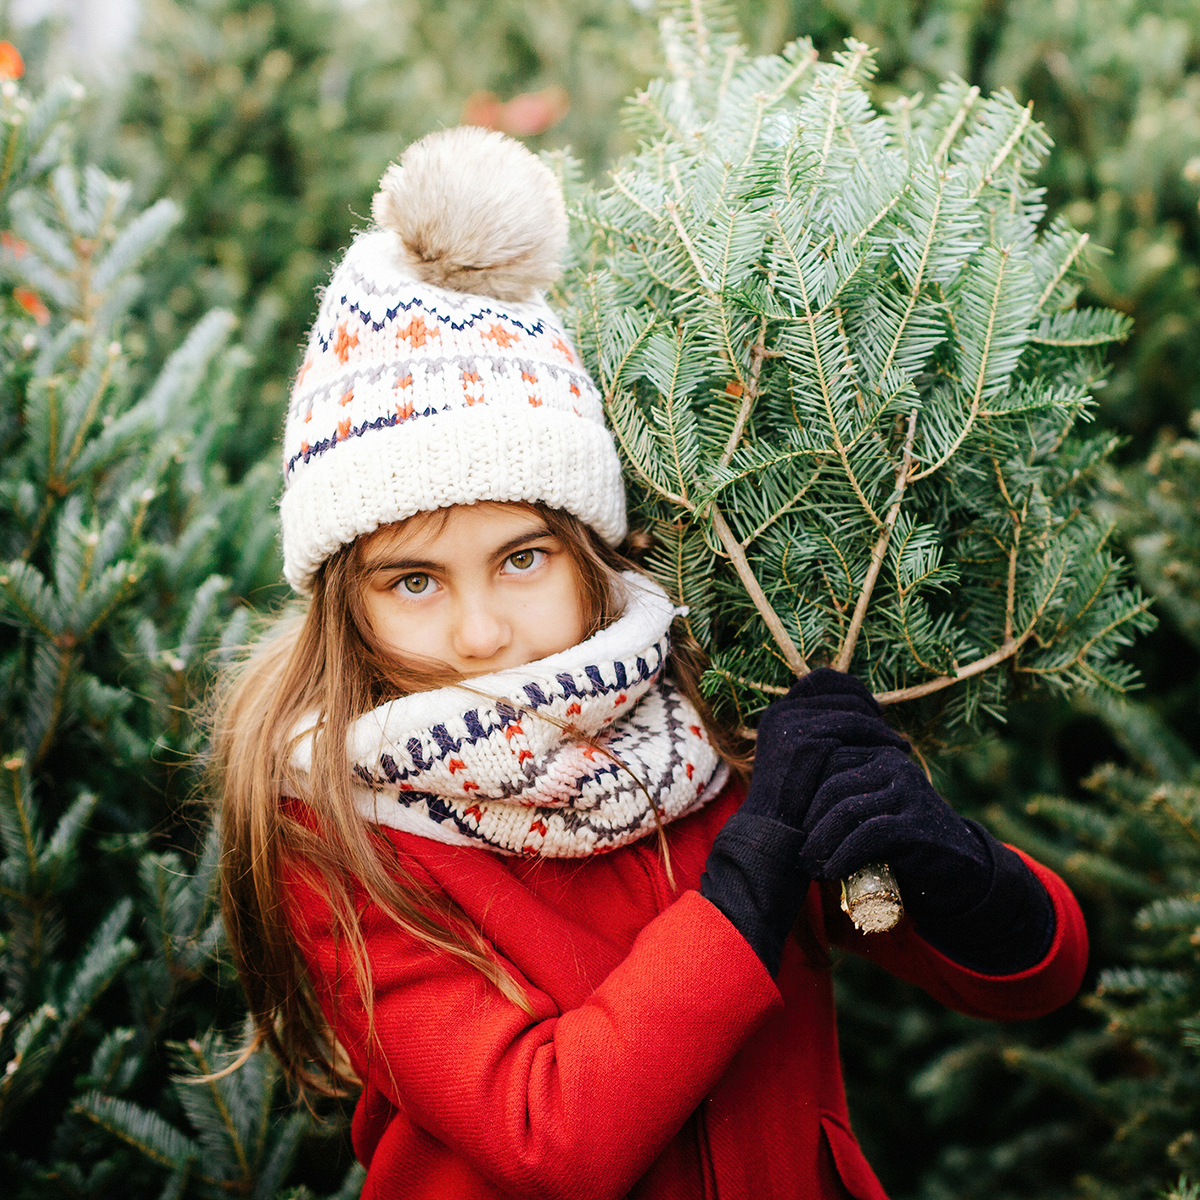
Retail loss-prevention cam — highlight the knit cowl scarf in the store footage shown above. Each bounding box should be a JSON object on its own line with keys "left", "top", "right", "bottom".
{"left": 291, "top": 574, "right": 727, "bottom": 857}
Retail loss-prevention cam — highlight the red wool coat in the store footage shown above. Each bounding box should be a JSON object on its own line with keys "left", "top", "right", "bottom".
{"left": 286, "top": 780, "right": 1088, "bottom": 1200}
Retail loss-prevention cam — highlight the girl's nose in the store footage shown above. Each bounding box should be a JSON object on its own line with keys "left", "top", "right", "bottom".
{"left": 451, "top": 596, "right": 511, "bottom": 663}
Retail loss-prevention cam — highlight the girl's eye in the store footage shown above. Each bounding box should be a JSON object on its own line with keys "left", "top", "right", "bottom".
{"left": 398, "top": 573, "right": 434, "bottom": 595}
{"left": 504, "top": 548, "right": 545, "bottom": 573}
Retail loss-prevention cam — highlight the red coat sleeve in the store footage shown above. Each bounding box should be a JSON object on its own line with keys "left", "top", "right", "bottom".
{"left": 286, "top": 864, "right": 783, "bottom": 1200}
{"left": 823, "top": 848, "right": 1089, "bottom": 1020}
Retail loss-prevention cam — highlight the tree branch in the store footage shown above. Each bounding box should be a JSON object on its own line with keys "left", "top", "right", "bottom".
{"left": 1021, "top": 598, "right": 1155, "bottom": 682}
{"left": 877, "top": 592, "right": 1151, "bottom": 706}
{"left": 992, "top": 456, "right": 1025, "bottom": 645}
{"left": 874, "top": 629, "right": 1034, "bottom": 704}
{"left": 741, "top": 461, "right": 824, "bottom": 547}
{"left": 710, "top": 506, "right": 808, "bottom": 676}
{"left": 817, "top": 41, "right": 870, "bottom": 178}
{"left": 875, "top": 172, "right": 945, "bottom": 390}
{"left": 710, "top": 666, "right": 789, "bottom": 695}
{"left": 873, "top": 536, "right": 1109, "bottom": 704}
{"left": 834, "top": 410, "right": 919, "bottom": 671}
{"left": 773, "top": 208, "right": 880, "bottom": 528}
{"left": 610, "top": 172, "right": 660, "bottom": 221}
{"left": 831, "top": 305, "right": 882, "bottom": 526}
{"left": 664, "top": 197, "right": 716, "bottom": 291}
{"left": 933, "top": 86, "right": 981, "bottom": 164}
{"left": 972, "top": 102, "right": 1033, "bottom": 198}
{"left": 1037, "top": 231, "right": 1089, "bottom": 311}
{"left": 720, "top": 320, "right": 768, "bottom": 467}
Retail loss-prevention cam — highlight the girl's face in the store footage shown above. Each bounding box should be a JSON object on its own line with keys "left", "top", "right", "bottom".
{"left": 359, "top": 503, "right": 588, "bottom": 678}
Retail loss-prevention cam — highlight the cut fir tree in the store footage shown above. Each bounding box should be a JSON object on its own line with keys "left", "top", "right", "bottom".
{"left": 563, "top": 3, "right": 1153, "bottom": 928}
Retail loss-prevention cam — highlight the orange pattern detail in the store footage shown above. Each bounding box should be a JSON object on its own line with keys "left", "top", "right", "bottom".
{"left": 397, "top": 314, "right": 438, "bottom": 349}
{"left": 518, "top": 750, "right": 534, "bottom": 763}
{"left": 339, "top": 389, "right": 354, "bottom": 406}
{"left": 552, "top": 337, "right": 574, "bottom": 362}
{"left": 448, "top": 758, "right": 466, "bottom": 774}
{"left": 569, "top": 383, "right": 580, "bottom": 397}
{"left": 296, "top": 355, "right": 313, "bottom": 385}
{"left": 395, "top": 373, "right": 413, "bottom": 389}
{"left": 566, "top": 703, "right": 581, "bottom": 716}
{"left": 333, "top": 321, "right": 359, "bottom": 363}
{"left": 465, "top": 805, "right": 483, "bottom": 821}
{"left": 522, "top": 370, "right": 537, "bottom": 384}
{"left": 484, "top": 323, "right": 518, "bottom": 348}
{"left": 463, "top": 781, "right": 479, "bottom": 792}
{"left": 504, "top": 722, "right": 524, "bottom": 740}
{"left": 396, "top": 398, "right": 414, "bottom": 420}
{"left": 528, "top": 396, "right": 542, "bottom": 407}
{"left": 529, "top": 819, "right": 548, "bottom": 836}
{"left": 337, "top": 418, "right": 351, "bottom": 440}
{"left": 463, "top": 368, "right": 485, "bottom": 405}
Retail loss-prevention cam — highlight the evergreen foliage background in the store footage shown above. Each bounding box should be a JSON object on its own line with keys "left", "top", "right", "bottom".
{"left": 0, "top": 1, "right": 1198, "bottom": 1197}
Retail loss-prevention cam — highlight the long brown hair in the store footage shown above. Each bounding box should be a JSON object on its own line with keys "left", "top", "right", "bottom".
{"left": 213, "top": 504, "right": 749, "bottom": 1095}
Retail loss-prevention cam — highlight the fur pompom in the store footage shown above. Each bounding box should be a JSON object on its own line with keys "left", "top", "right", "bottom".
{"left": 371, "top": 127, "right": 568, "bottom": 302}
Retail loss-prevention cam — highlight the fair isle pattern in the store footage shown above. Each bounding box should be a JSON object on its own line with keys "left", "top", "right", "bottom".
{"left": 291, "top": 578, "right": 726, "bottom": 857}
{"left": 283, "top": 335, "right": 598, "bottom": 480}
{"left": 283, "top": 242, "right": 601, "bottom": 481}
{"left": 279, "top": 229, "right": 626, "bottom": 593}
{"left": 348, "top": 648, "right": 724, "bottom": 857}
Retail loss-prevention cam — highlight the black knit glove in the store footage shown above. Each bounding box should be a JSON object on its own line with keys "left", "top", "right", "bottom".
{"left": 700, "top": 809, "right": 809, "bottom": 977}
{"left": 798, "top": 745, "right": 1055, "bottom": 974}
{"left": 740, "top": 668, "right": 909, "bottom": 827}
{"left": 700, "top": 669, "right": 907, "bottom": 977}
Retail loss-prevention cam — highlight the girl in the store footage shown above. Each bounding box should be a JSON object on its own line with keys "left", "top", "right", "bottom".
{"left": 215, "top": 126, "right": 1088, "bottom": 1200}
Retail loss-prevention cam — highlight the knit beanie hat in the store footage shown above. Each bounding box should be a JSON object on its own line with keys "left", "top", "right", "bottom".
{"left": 279, "top": 126, "right": 627, "bottom": 594}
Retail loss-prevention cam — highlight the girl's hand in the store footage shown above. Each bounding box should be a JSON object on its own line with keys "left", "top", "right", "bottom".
{"left": 797, "top": 744, "right": 988, "bottom": 897}
{"left": 741, "top": 668, "right": 908, "bottom": 829}
{"left": 700, "top": 668, "right": 905, "bottom": 977}
{"left": 798, "top": 746, "right": 1056, "bottom": 973}
{"left": 703, "top": 668, "right": 1053, "bottom": 975}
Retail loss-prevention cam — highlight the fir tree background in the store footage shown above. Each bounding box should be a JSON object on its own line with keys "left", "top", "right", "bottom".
{"left": 0, "top": 1, "right": 1198, "bottom": 1197}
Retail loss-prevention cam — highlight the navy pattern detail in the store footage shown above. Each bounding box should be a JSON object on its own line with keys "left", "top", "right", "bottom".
{"left": 372, "top": 673, "right": 713, "bottom": 851}
{"left": 314, "top": 274, "right": 554, "bottom": 343}
{"left": 357, "top": 642, "right": 666, "bottom": 789}
{"left": 285, "top": 406, "right": 441, "bottom": 477}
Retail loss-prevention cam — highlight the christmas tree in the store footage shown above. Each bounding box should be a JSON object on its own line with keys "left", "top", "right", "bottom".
{"left": 0, "top": 57, "right": 358, "bottom": 1197}
{"left": 565, "top": 3, "right": 1150, "bottom": 733}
